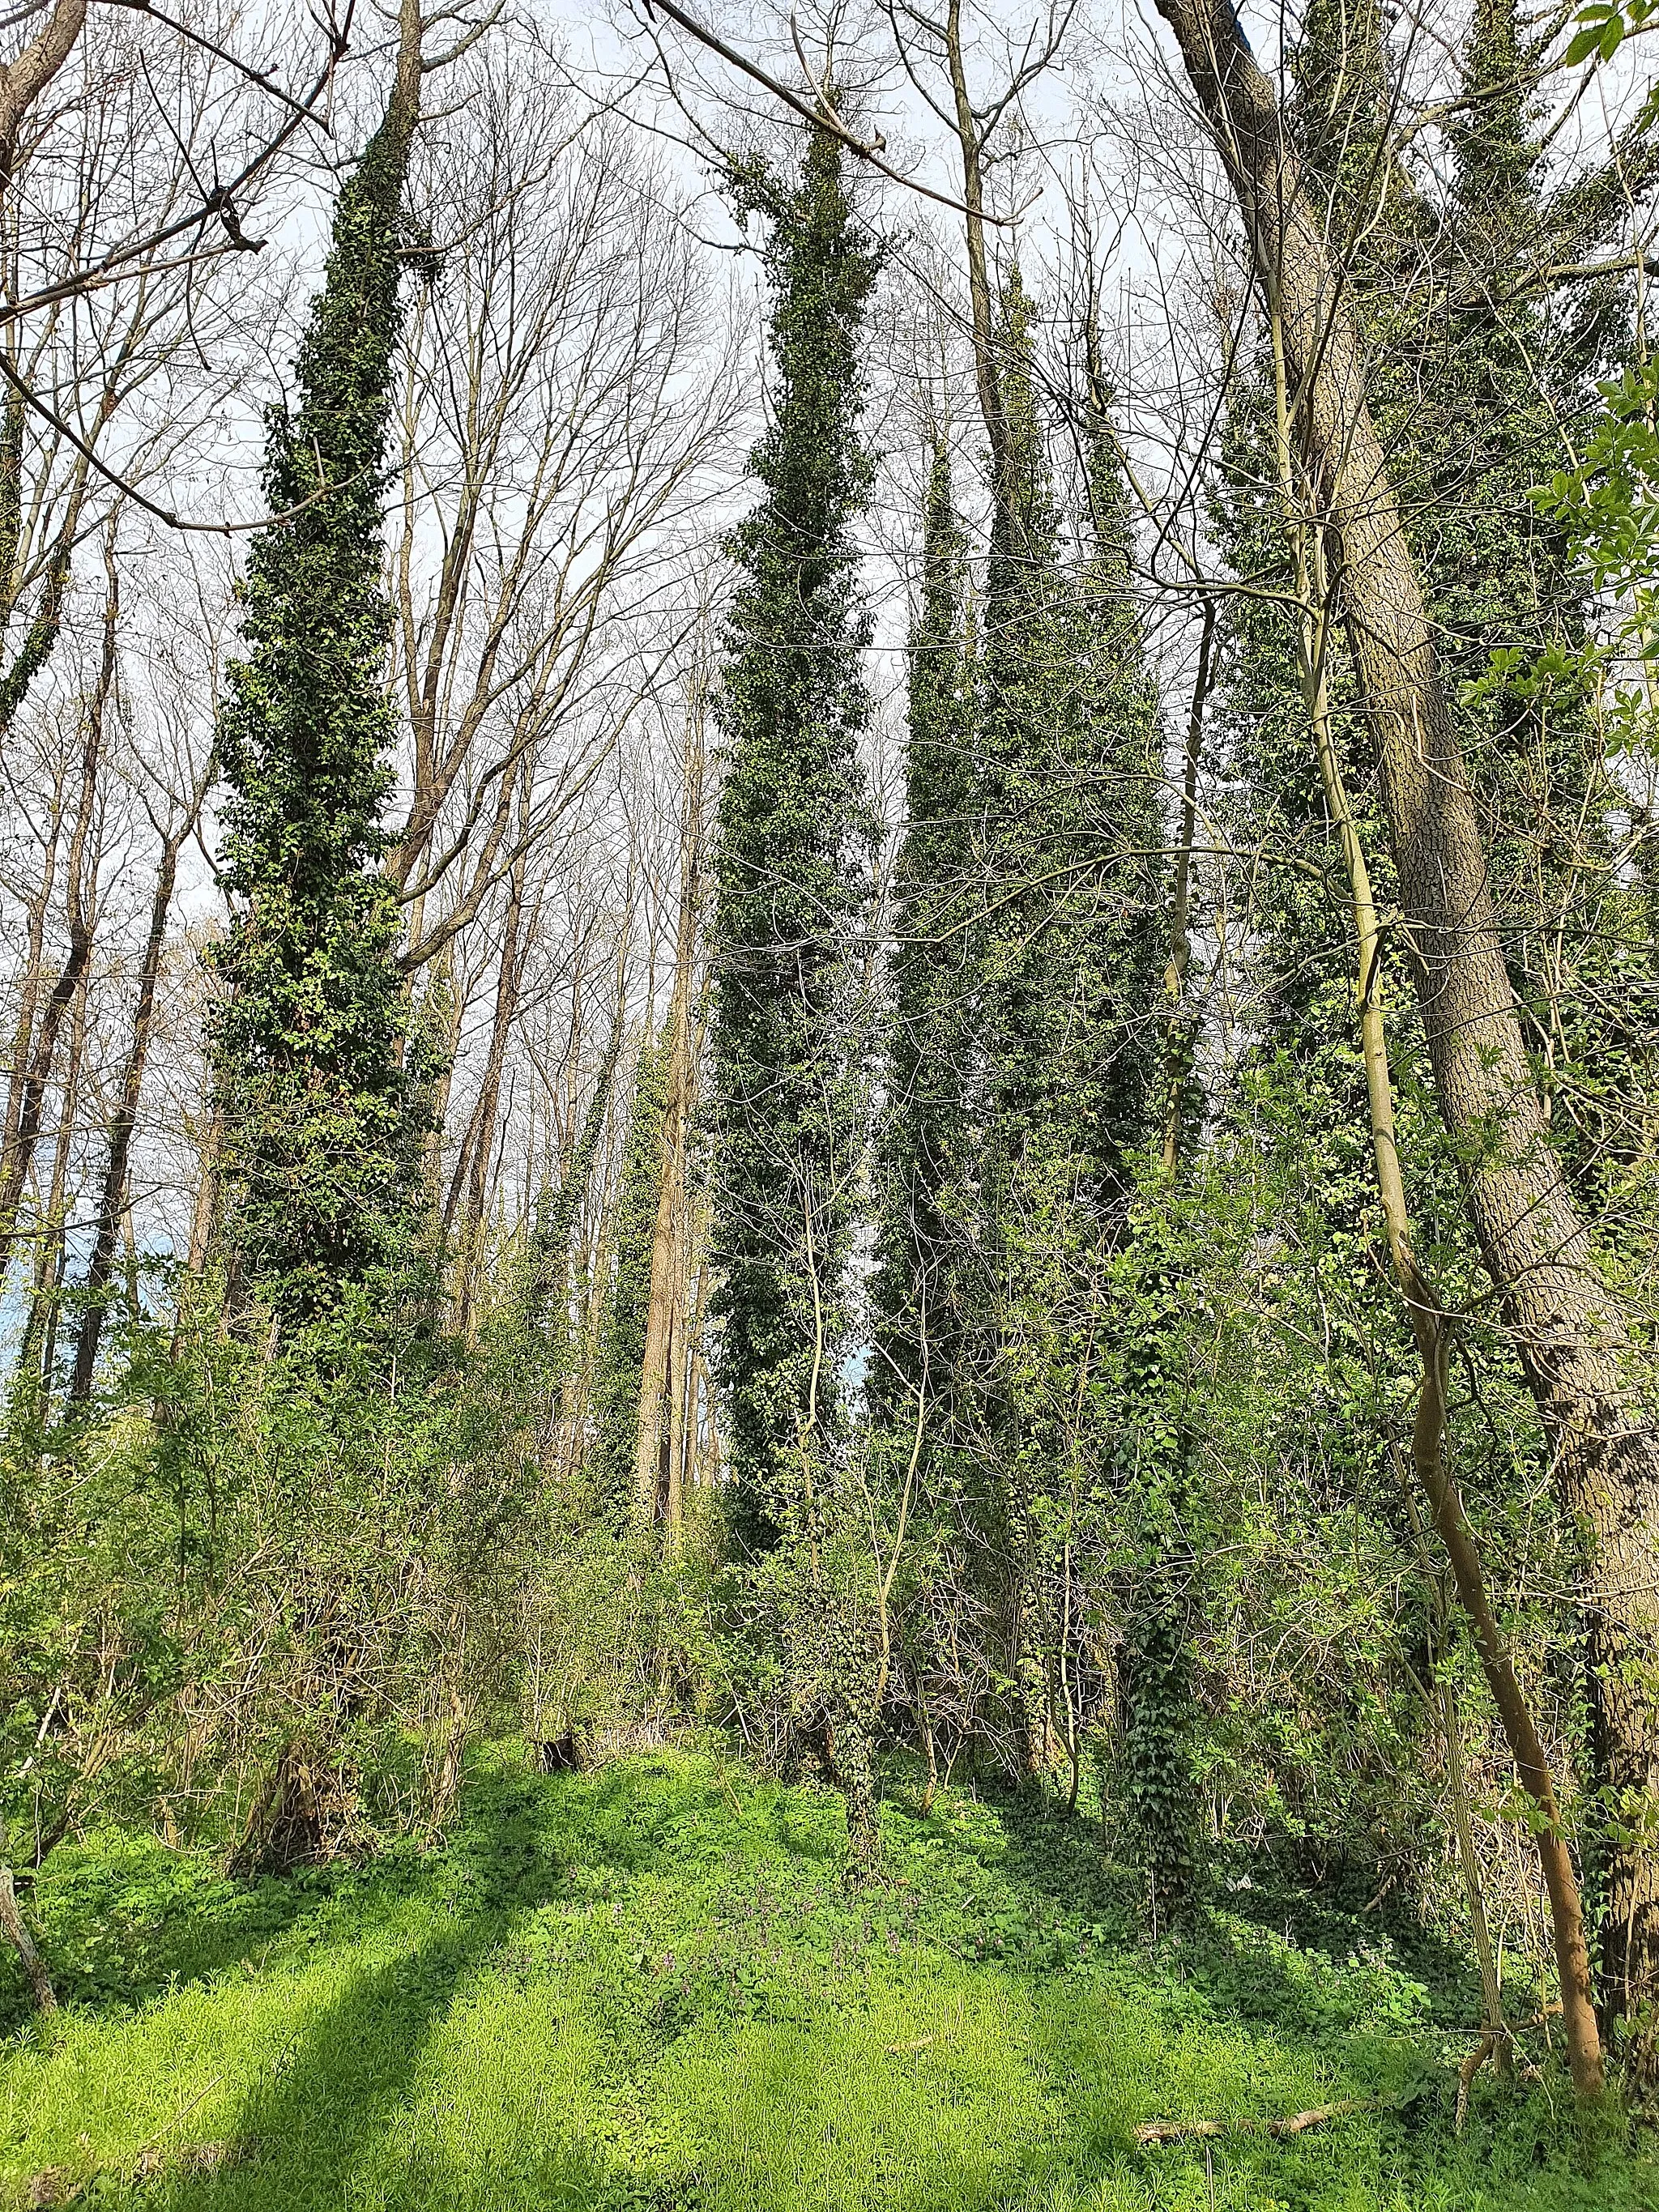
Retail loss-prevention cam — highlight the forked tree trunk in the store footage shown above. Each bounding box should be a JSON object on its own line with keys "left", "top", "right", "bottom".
{"left": 70, "top": 765, "right": 209, "bottom": 1400}
{"left": 1154, "top": 0, "right": 1659, "bottom": 2048}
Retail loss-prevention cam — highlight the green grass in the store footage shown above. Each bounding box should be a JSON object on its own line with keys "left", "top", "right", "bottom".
{"left": 0, "top": 1748, "right": 1653, "bottom": 2210}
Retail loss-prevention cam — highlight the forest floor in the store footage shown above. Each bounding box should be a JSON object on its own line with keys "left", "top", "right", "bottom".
{"left": 1, "top": 1747, "right": 1654, "bottom": 2211}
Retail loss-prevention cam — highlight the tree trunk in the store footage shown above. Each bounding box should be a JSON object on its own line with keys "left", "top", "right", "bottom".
{"left": 0, "top": 558, "right": 115, "bottom": 1276}
{"left": 633, "top": 722, "right": 704, "bottom": 1529}
{"left": 2, "top": 808, "right": 62, "bottom": 1196}
{"left": 0, "top": 0, "right": 87, "bottom": 197}
{"left": 70, "top": 774, "right": 204, "bottom": 1400}
{"left": 453, "top": 833, "right": 531, "bottom": 1339}
{"left": 942, "top": 0, "right": 1010, "bottom": 487}
{"left": 1293, "top": 495, "right": 1602, "bottom": 2096}
{"left": 186, "top": 1111, "right": 220, "bottom": 1277}
{"left": 0, "top": 1867, "right": 56, "bottom": 2013}
{"left": 1160, "top": 603, "right": 1213, "bottom": 1173}
{"left": 1154, "top": 0, "right": 1659, "bottom": 2052}
{"left": 28, "top": 934, "right": 90, "bottom": 1396}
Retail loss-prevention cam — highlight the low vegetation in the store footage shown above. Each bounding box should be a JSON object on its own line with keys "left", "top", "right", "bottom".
{"left": 4, "top": 1748, "right": 1655, "bottom": 2211}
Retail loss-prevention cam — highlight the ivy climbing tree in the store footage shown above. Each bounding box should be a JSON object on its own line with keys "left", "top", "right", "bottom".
{"left": 954, "top": 275, "right": 1171, "bottom": 1789}
{"left": 707, "top": 123, "right": 881, "bottom": 1863}
{"left": 591, "top": 1027, "right": 669, "bottom": 1524}
{"left": 872, "top": 438, "right": 976, "bottom": 1438}
{"left": 708, "top": 126, "right": 877, "bottom": 1549}
{"left": 210, "top": 47, "right": 424, "bottom": 1322}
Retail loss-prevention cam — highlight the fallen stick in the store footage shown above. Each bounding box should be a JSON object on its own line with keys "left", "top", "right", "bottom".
{"left": 1135, "top": 2097, "right": 1384, "bottom": 2146}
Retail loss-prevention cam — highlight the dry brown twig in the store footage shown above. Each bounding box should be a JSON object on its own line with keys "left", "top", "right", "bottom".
{"left": 1133, "top": 2096, "right": 1385, "bottom": 2146}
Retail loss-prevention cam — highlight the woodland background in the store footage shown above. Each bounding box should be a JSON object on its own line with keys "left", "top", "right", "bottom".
{"left": 1, "top": 0, "right": 1659, "bottom": 2176}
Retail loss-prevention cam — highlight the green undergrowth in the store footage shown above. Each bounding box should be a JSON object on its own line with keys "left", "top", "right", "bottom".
{"left": 0, "top": 1747, "right": 1653, "bottom": 2210}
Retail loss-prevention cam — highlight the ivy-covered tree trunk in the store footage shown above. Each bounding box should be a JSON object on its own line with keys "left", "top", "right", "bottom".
{"left": 964, "top": 276, "right": 1170, "bottom": 1795}
{"left": 210, "top": 22, "right": 425, "bottom": 1323}
{"left": 871, "top": 439, "right": 978, "bottom": 1528}
{"left": 707, "top": 126, "right": 878, "bottom": 1864}
{"left": 593, "top": 1026, "right": 669, "bottom": 1524}
{"left": 708, "top": 129, "right": 875, "bottom": 1543}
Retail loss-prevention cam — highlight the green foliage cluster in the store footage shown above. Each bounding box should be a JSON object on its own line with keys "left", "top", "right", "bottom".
{"left": 0, "top": 1255, "right": 557, "bottom": 1890}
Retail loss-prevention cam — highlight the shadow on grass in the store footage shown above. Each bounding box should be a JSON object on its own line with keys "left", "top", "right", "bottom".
{"left": 966, "top": 1771, "right": 1490, "bottom": 2037}
{"left": 151, "top": 1920, "right": 497, "bottom": 2210}
{"left": 16, "top": 1750, "right": 1648, "bottom": 2212}
{"left": 134, "top": 1771, "right": 653, "bottom": 2210}
{"left": 2, "top": 1761, "right": 584, "bottom": 2035}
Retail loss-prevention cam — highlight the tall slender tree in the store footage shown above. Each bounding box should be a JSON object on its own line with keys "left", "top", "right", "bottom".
{"left": 947, "top": 274, "right": 1171, "bottom": 1788}
{"left": 209, "top": 19, "right": 425, "bottom": 1321}
{"left": 872, "top": 438, "right": 977, "bottom": 1433}
{"left": 707, "top": 126, "right": 877, "bottom": 1550}
{"left": 706, "top": 121, "right": 881, "bottom": 1865}
{"left": 592, "top": 1028, "right": 669, "bottom": 1523}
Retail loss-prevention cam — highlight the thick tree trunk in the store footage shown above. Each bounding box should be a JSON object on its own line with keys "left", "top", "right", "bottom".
{"left": 1295, "top": 508, "right": 1602, "bottom": 2095}
{"left": 1154, "top": 0, "right": 1659, "bottom": 2044}
{"left": 0, "top": 0, "right": 87, "bottom": 194}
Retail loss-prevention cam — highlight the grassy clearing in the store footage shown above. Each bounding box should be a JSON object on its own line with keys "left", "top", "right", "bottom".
{"left": 0, "top": 1749, "right": 1652, "bottom": 2210}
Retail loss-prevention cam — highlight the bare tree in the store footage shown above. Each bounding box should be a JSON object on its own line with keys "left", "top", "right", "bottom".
{"left": 388, "top": 36, "right": 739, "bottom": 974}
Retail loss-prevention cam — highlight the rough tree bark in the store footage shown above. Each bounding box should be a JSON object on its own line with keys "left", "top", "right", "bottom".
{"left": 0, "top": 0, "right": 87, "bottom": 197}
{"left": 1153, "top": 0, "right": 1659, "bottom": 2045}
